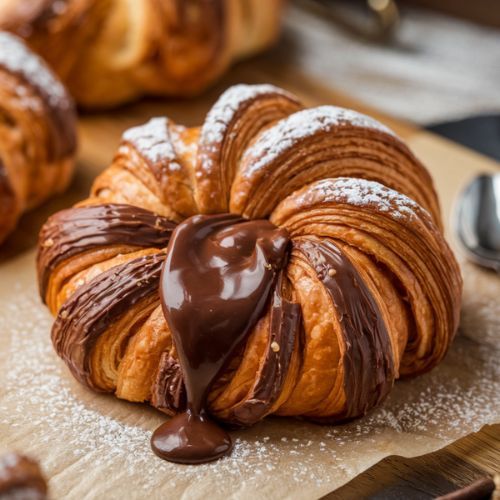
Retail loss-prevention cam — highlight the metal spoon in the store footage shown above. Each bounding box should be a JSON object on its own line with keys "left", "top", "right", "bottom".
{"left": 455, "top": 173, "right": 500, "bottom": 272}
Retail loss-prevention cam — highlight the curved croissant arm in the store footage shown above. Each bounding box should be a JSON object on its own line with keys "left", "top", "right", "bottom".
{"left": 0, "top": 31, "right": 76, "bottom": 244}
{"left": 0, "top": 0, "right": 285, "bottom": 108}
{"left": 231, "top": 106, "right": 442, "bottom": 227}
{"left": 270, "top": 178, "right": 462, "bottom": 378}
{"left": 37, "top": 83, "right": 462, "bottom": 429}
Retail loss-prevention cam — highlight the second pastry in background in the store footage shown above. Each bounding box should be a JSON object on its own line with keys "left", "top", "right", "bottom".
{"left": 0, "top": 0, "right": 286, "bottom": 108}
{"left": 0, "top": 32, "right": 77, "bottom": 246}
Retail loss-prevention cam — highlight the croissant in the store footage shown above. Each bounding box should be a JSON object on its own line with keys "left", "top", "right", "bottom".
{"left": 0, "top": 32, "right": 76, "bottom": 245}
{"left": 37, "top": 84, "right": 462, "bottom": 463}
{"left": 0, "top": 452, "right": 48, "bottom": 499}
{"left": 0, "top": 0, "right": 285, "bottom": 108}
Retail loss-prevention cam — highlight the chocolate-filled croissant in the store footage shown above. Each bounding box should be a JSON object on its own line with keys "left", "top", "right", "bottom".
{"left": 0, "top": 0, "right": 285, "bottom": 108}
{"left": 37, "top": 84, "right": 462, "bottom": 427}
{"left": 0, "top": 32, "right": 76, "bottom": 245}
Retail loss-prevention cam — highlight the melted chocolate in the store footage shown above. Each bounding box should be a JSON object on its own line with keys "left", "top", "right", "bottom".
{"left": 151, "top": 214, "right": 289, "bottom": 464}
{"left": 229, "top": 272, "right": 301, "bottom": 426}
{"left": 151, "top": 352, "right": 186, "bottom": 415}
{"left": 38, "top": 203, "right": 176, "bottom": 300}
{"left": 52, "top": 252, "right": 165, "bottom": 390}
{"left": 294, "top": 239, "right": 394, "bottom": 421}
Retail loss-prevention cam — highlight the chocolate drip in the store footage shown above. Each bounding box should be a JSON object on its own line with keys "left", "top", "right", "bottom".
{"left": 151, "top": 214, "right": 289, "bottom": 464}
{"left": 294, "top": 239, "right": 394, "bottom": 420}
{"left": 229, "top": 273, "right": 301, "bottom": 426}
{"left": 52, "top": 252, "right": 165, "bottom": 390}
{"left": 151, "top": 352, "right": 186, "bottom": 415}
{"left": 38, "top": 203, "right": 176, "bottom": 300}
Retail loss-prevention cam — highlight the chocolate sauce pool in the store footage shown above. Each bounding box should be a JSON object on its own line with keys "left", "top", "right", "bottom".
{"left": 151, "top": 214, "right": 289, "bottom": 464}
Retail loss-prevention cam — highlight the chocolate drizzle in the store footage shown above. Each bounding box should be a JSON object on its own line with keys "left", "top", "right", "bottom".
{"left": 151, "top": 214, "right": 289, "bottom": 464}
{"left": 52, "top": 252, "right": 165, "bottom": 390}
{"left": 38, "top": 203, "right": 176, "bottom": 300}
{"left": 151, "top": 352, "right": 186, "bottom": 415}
{"left": 228, "top": 273, "right": 301, "bottom": 426}
{"left": 294, "top": 238, "right": 395, "bottom": 420}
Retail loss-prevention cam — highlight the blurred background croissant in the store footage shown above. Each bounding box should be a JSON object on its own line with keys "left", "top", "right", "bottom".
{"left": 0, "top": 0, "right": 285, "bottom": 108}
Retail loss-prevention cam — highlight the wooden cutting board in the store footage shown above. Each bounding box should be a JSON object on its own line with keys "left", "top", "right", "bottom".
{"left": 0, "top": 55, "right": 498, "bottom": 499}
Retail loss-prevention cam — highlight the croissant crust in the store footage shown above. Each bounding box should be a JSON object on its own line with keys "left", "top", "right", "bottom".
{"left": 0, "top": 0, "right": 285, "bottom": 108}
{"left": 0, "top": 32, "right": 76, "bottom": 244}
{"left": 37, "top": 84, "right": 462, "bottom": 426}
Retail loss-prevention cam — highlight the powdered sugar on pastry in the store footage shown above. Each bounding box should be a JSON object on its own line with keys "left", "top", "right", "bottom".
{"left": 296, "top": 177, "right": 428, "bottom": 221}
{"left": 0, "top": 32, "right": 70, "bottom": 109}
{"left": 243, "top": 106, "right": 396, "bottom": 174}
{"left": 200, "top": 84, "right": 296, "bottom": 148}
{"left": 122, "top": 117, "right": 181, "bottom": 171}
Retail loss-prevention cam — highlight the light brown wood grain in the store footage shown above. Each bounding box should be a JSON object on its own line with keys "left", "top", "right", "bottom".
{"left": 324, "top": 424, "right": 500, "bottom": 498}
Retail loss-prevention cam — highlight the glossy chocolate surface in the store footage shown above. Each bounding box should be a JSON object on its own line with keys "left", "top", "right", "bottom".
{"left": 228, "top": 272, "right": 301, "bottom": 426}
{"left": 152, "top": 214, "right": 289, "bottom": 463}
{"left": 52, "top": 252, "right": 165, "bottom": 390}
{"left": 38, "top": 203, "right": 176, "bottom": 300}
{"left": 294, "top": 238, "right": 395, "bottom": 421}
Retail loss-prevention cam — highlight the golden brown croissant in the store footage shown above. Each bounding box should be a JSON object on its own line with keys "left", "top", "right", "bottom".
{"left": 37, "top": 84, "right": 462, "bottom": 462}
{"left": 0, "top": 31, "right": 77, "bottom": 245}
{"left": 0, "top": 452, "right": 48, "bottom": 500}
{"left": 0, "top": 0, "right": 285, "bottom": 108}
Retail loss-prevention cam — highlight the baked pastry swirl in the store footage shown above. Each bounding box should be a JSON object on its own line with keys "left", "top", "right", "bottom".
{"left": 37, "top": 84, "right": 462, "bottom": 462}
{"left": 0, "top": 0, "right": 285, "bottom": 108}
{"left": 0, "top": 31, "right": 76, "bottom": 245}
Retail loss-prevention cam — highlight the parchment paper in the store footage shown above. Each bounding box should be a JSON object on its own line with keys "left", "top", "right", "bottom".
{"left": 0, "top": 247, "right": 498, "bottom": 500}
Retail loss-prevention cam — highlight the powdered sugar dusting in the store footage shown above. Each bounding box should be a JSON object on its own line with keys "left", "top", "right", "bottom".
{"left": 198, "top": 84, "right": 296, "bottom": 173}
{"left": 122, "top": 117, "right": 181, "bottom": 171}
{"left": 243, "top": 106, "right": 395, "bottom": 174}
{"left": 0, "top": 32, "right": 70, "bottom": 109}
{"left": 0, "top": 253, "right": 498, "bottom": 499}
{"left": 298, "top": 177, "right": 427, "bottom": 221}
{"left": 202, "top": 84, "right": 293, "bottom": 145}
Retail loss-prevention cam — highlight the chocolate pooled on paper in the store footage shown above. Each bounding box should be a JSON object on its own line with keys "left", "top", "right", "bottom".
{"left": 152, "top": 214, "right": 290, "bottom": 464}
